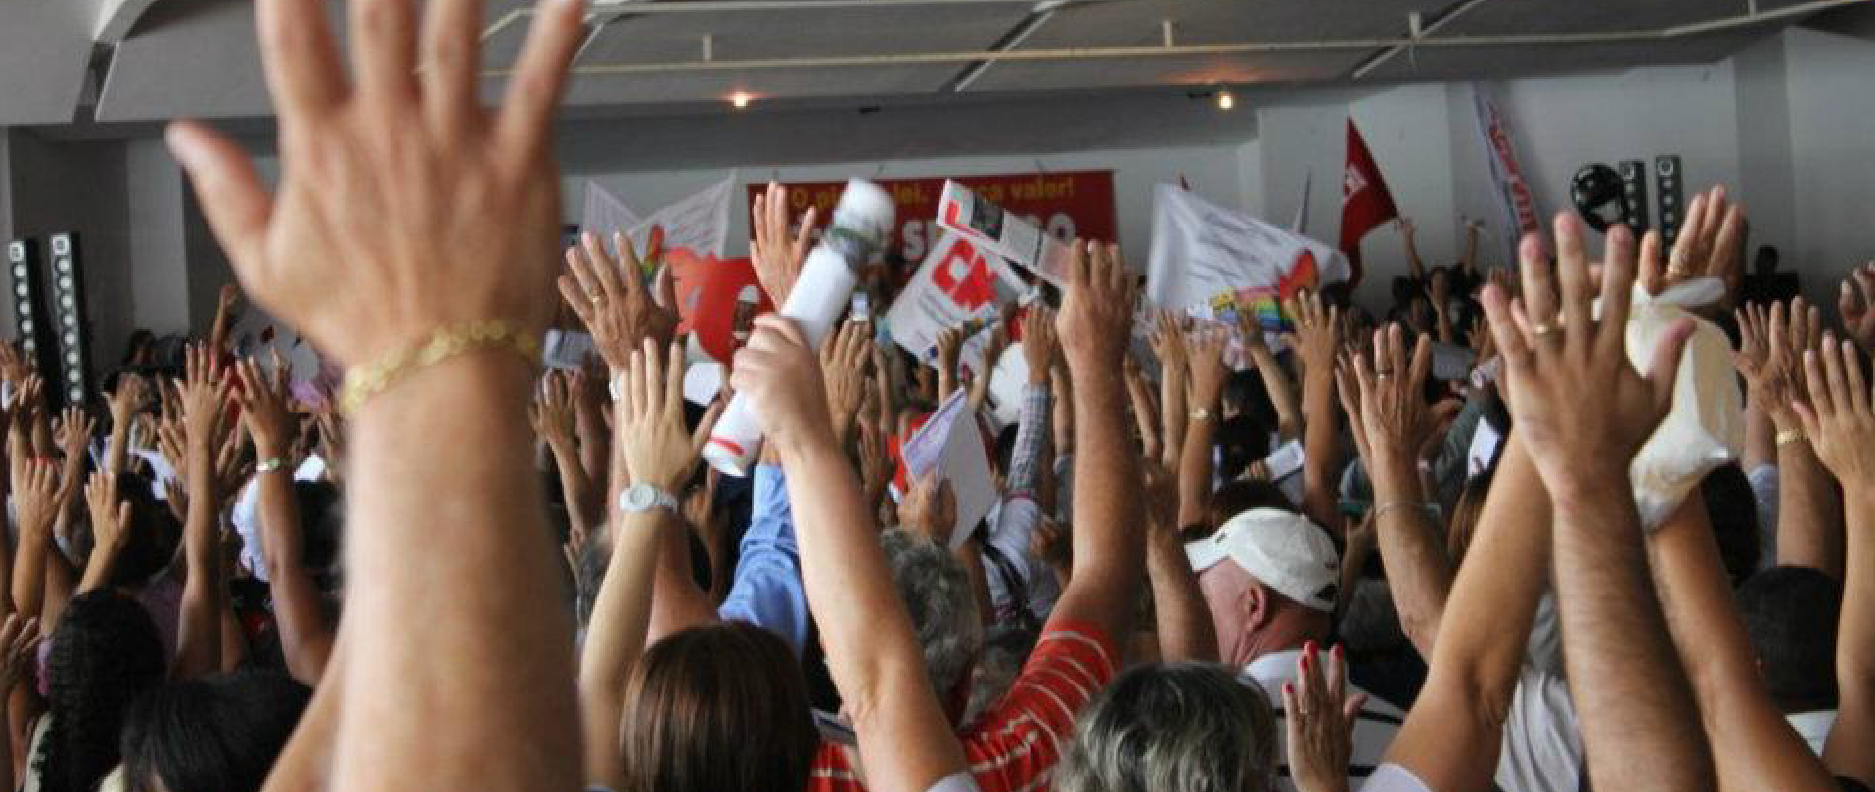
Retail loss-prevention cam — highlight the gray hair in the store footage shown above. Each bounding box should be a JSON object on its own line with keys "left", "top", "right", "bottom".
{"left": 1056, "top": 663, "right": 1278, "bottom": 792}
{"left": 878, "top": 529, "right": 985, "bottom": 711}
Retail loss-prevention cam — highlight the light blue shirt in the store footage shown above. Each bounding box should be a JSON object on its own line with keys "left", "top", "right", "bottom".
{"left": 717, "top": 464, "right": 811, "bottom": 655}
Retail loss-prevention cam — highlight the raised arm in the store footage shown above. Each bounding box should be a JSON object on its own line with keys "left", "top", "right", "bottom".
{"left": 1150, "top": 313, "right": 1189, "bottom": 471}
{"left": 532, "top": 371, "right": 596, "bottom": 545}
{"left": 208, "top": 284, "right": 241, "bottom": 355}
{"left": 173, "top": 345, "right": 232, "bottom": 679}
{"left": 1289, "top": 291, "right": 1344, "bottom": 533}
{"left": 78, "top": 472, "right": 131, "bottom": 593}
{"left": 170, "top": 0, "right": 588, "bottom": 787}
{"left": 579, "top": 340, "right": 710, "bottom": 789}
{"left": 1048, "top": 242, "right": 1149, "bottom": 644}
{"left": 935, "top": 326, "right": 963, "bottom": 403}
{"left": 1762, "top": 300, "right": 1841, "bottom": 578}
{"left": 235, "top": 357, "right": 335, "bottom": 684}
{"left": 732, "top": 316, "right": 969, "bottom": 792}
{"left": 1487, "top": 216, "right": 1712, "bottom": 792}
{"left": 1237, "top": 302, "right": 1302, "bottom": 440}
{"left": 1144, "top": 460, "right": 1216, "bottom": 663}
{"left": 1178, "top": 329, "right": 1227, "bottom": 529}
{"left": 1793, "top": 337, "right": 1875, "bottom": 788}
{"left": 1338, "top": 325, "right": 1452, "bottom": 657}
{"left": 105, "top": 374, "right": 147, "bottom": 474}
{"left": 1398, "top": 218, "right": 1425, "bottom": 281}
{"left": 1648, "top": 493, "right": 1838, "bottom": 792}
{"left": 9, "top": 457, "right": 61, "bottom": 633}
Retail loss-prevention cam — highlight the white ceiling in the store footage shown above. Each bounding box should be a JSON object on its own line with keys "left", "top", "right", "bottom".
{"left": 0, "top": 0, "right": 1854, "bottom": 128}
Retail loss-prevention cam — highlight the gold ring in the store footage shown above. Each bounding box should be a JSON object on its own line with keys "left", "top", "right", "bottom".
{"left": 1532, "top": 322, "right": 1561, "bottom": 337}
{"left": 1375, "top": 370, "right": 1393, "bottom": 380}
{"left": 589, "top": 294, "right": 603, "bottom": 304}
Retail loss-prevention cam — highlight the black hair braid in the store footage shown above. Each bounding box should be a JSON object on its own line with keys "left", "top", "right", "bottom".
{"left": 36, "top": 591, "right": 166, "bottom": 792}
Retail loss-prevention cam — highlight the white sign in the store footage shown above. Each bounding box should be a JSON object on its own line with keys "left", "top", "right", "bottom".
{"left": 936, "top": 180, "right": 1072, "bottom": 286}
{"left": 1146, "top": 184, "right": 1347, "bottom": 314}
{"left": 627, "top": 175, "right": 735, "bottom": 261}
{"left": 885, "top": 232, "right": 1024, "bottom": 381}
{"left": 580, "top": 181, "right": 643, "bottom": 255}
{"left": 900, "top": 388, "right": 997, "bottom": 549}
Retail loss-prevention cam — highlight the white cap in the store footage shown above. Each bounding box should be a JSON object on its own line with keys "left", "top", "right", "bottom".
{"left": 1186, "top": 508, "right": 1340, "bottom": 612}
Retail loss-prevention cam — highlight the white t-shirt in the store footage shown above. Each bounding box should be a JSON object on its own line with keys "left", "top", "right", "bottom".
{"left": 1245, "top": 649, "right": 1405, "bottom": 792}
{"left": 1361, "top": 763, "right": 1435, "bottom": 792}
{"left": 1495, "top": 667, "right": 1583, "bottom": 792}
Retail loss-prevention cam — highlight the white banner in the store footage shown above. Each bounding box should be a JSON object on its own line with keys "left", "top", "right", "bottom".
{"left": 1471, "top": 84, "right": 1541, "bottom": 267}
{"left": 885, "top": 231, "right": 1024, "bottom": 381}
{"left": 579, "top": 181, "right": 642, "bottom": 255}
{"left": 628, "top": 175, "right": 735, "bottom": 261}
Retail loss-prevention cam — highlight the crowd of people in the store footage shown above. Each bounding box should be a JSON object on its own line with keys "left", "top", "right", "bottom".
{"left": 0, "top": 1, "right": 1867, "bottom": 791}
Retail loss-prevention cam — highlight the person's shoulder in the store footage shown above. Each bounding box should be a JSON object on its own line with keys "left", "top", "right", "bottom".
{"left": 1032, "top": 615, "right": 1118, "bottom": 675}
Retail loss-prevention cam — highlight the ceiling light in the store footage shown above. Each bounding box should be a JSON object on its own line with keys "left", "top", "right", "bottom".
{"left": 729, "top": 92, "right": 753, "bottom": 109}
{"left": 1216, "top": 90, "right": 1235, "bottom": 110}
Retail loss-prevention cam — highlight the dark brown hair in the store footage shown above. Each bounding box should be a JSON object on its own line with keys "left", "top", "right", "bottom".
{"left": 621, "top": 622, "right": 816, "bottom": 792}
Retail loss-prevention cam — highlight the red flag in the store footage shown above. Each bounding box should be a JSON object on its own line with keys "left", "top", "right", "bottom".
{"left": 1339, "top": 119, "right": 1398, "bottom": 286}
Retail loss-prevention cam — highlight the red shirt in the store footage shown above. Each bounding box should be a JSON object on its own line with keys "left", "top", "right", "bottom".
{"left": 809, "top": 618, "right": 1116, "bottom": 792}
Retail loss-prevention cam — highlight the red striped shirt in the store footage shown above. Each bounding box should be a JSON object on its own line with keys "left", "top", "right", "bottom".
{"left": 810, "top": 619, "right": 1116, "bottom": 792}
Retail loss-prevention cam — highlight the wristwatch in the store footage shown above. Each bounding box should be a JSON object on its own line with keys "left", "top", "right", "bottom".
{"left": 1189, "top": 408, "right": 1213, "bottom": 421}
{"left": 619, "top": 483, "right": 679, "bottom": 514}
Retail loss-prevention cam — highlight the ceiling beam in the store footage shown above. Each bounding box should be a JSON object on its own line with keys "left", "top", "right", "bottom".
{"left": 94, "top": 0, "right": 162, "bottom": 43}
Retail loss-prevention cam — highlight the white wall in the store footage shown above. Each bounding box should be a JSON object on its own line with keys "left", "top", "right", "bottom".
{"left": 1785, "top": 27, "right": 1875, "bottom": 305}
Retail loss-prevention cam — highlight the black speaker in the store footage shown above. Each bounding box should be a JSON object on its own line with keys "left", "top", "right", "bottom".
{"left": 1570, "top": 163, "right": 1625, "bottom": 233}
{"left": 1655, "top": 155, "right": 1684, "bottom": 246}
{"left": 47, "top": 233, "right": 93, "bottom": 407}
{"left": 1618, "top": 160, "right": 1650, "bottom": 232}
{"left": 6, "top": 239, "right": 59, "bottom": 385}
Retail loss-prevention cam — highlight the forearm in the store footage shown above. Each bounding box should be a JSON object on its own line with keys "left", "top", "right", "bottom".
{"left": 955, "top": 541, "right": 994, "bottom": 629}
{"left": 776, "top": 432, "right": 967, "bottom": 792}
{"left": 1006, "top": 385, "right": 1051, "bottom": 496}
{"left": 336, "top": 357, "right": 579, "bottom": 792}
{"left": 1551, "top": 480, "right": 1714, "bottom": 792}
{"left": 1178, "top": 416, "right": 1217, "bottom": 529}
{"left": 78, "top": 538, "right": 123, "bottom": 593}
{"left": 936, "top": 361, "right": 958, "bottom": 402}
{"left": 1741, "top": 400, "right": 1774, "bottom": 472}
{"left": 1124, "top": 371, "right": 1159, "bottom": 460}
{"left": 1147, "top": 524, "right": 1217, "bottom": 662}
{"left": 1158, "top": 372, "right": 1187, "bottom": 469}
{"left": 1062, "top": 367, "right": 1146, "bottom": 633}
{"left": 1300, "top": 372, "right": 1341, "bottom": 532}
{"left": 548, "top": 441, "right": 596, "bottom": 542}
{"left": 1775, "top": 438, "right": 1843, "bottom": 579}
{"left": 1649, "top": 496, "right": 1836, "bottom": 792}
{"left": 1252, "top": 349, "right": 1302, "bottom": 440}
{"left": 1828, "top": 491, "right": 1875, "bottom": 786}
{"left": 573, "top": 404, "right": 609, "bottom": 486}
{"left": 106, "top": 420, "right": 132, "bottom": 474}
{"left": 1369, "top": 455, "right": 1453, "bottom": 657}
{"left": 645, "top": 504, "right": 718, "bottom": 646}
{"left": 175, "top": 447, "right": 225, "bottom": 679}
{"left": 10, "top": 536, "right": 45, "bottom": 627}
{"left": 578, "top": 508, "right": 670, "bottom": 789}
{"left": 259, "top": 469, "right": 334, "bottom": 684}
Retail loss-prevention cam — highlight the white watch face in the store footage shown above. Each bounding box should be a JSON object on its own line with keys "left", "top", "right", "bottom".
{"left": 624, "top": 485, "right": 654, "bottom": 511}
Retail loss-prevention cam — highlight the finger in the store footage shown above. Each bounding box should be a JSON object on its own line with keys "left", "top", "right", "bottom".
{"left": 1637, "top": 229, "right": 1666, "bottom": 296}
{"left": 254, "top": 0, "right": 347, "bottom": 121}
{"left": 653, "top": 263, "right": 678, "bottom": 311}
{"left": 167, "top": 123, "right": 273, "bottom": 270}
{"left": 1554, "top": 214, "right": 1593, "bottom": 345}
{"left": 581, "top": 233, "right": 623, "bottom": 298}
{"left": 1408, "top": 332, "right": 1432, "bottom": 390}
{"left": 793, "top": 206, "right": 818, "bottom": 263}
{"left": 1844, "top": 280, "right": 1862, "bottom": 323}
{"left": 1343, "top": 691, "right": 1369, "bottom": 722}
{"left": 1843, "top": 338, "right": 1869, "bottom": 415}
{"left": 692, "top": 399, "right": 725, "bottom": 451}
{"left": 1805, "top": 349, "right": 1833, "bottom": 417}
{"left": 639, "top": 338, "right": 662, "bottom": 418}
{"left": 625, "top": 345, "right": 646, "bottom": 423}
{"left": 419, "top": 0, "right": 483, "bottom": 134}
{"left": 1518, "top": 229, "right": 1559, "bottom": 338}
{"left": 1281, "top": 683, "right": 1305, "bottom": 745}
{"left": 494, "top": 0, "right": 585, "bottom": 157}
{"left": 350, "top": 0, "right": 420, "bottom": 109}
{"left": 1824, "top": 334, "right": 1851, "bottom": 414}
{"left": 1856, "top": 267, "right": 1875, "bottom": 315}
{"left": 1598, "top": 225, "right": 1638, "bottom": 355}
{"left": 664, "top": 342, "right": 685, "bottom": 421}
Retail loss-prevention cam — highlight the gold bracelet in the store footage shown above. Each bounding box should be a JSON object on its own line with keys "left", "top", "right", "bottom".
{"left": 339, "top": 320, "right": 541, "bottom": 415}
{"left": 1776, "top": 429, "right": 1807, "bottom": 447}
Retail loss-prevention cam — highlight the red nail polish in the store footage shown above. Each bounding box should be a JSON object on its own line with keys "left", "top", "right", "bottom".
{"left": 1333, "top": 644, "right": 1344, "bottom": 661}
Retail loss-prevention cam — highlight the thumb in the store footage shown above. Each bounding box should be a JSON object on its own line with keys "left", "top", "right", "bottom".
{"left": 1646, "top": 319, "right": 1696, "bottom": 410}
{"left": 653, "top": 263, "right": 677, "bottom": 310}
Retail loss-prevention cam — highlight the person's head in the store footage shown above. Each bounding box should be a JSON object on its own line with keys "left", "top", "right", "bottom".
{"left": 1056, "top": 663, "right": 1278, "bottom": 792}
{"left": 878, "top": 528, "right": 984, "bottom": 724}
{"left": 1739, "top": 566, "right": 1841, "bottom": 713}
{"left": 1754, "top": 245, "right": 1780, "bottom": 275}
{"left": 621, "top": 622, "right": 815, "bottom": 792}
{"left": 119, "top": 671, "right": 311, "bottom": 792}
{"left": 1700, "top": 465, "right": 1762, "bottom": 585}
{"left": 1188, "top": 509, "right": 1338, "bottom": 666}
{"left": 1205, "top": 480, "right": 1296, "bottom": 536}
{"left": 41, "top": 590, "right": 167, "bottom": 792}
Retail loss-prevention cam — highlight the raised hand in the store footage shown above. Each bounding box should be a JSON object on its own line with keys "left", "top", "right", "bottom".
{"left": 1481, "top": 216, "right": 1692, "bottom": 489}
{"left": 1285, "top": 290, "right": 1342, "bottom": 382}
{"left": 1795, "top": 336, "right": 1875, "bottom": 490}
{"left": 53, "top": 406, "right": 95, "bottom": 464}
{"left": 234, "top": 357, "right": 296, "bottom": 460}
{"left": 0, "top": 344, "right": 28, "bottom": 386}
{"left": 109, "top": 374, "right": 148, "bottom": 425}
{"left": 820, "top": 320, "right": 872, "bottom": 445}
{"left": 1059, "top": 242, "right": 1138, "bottom": 370}
{"left": 1186, "top": 326, "right": 1229, "bottom": 412}
{"left": 1336, "top": 324, "right": 1435, "bottom": 471}
{"left": 1737, "top": 299, "right": 1820, "bottom": 431}
{"left": 731, "top": 316, "right": 835, "bottom": 449}
{"left": 1838, "top": 262, "right": 1875, "bottom": 352}
{"left": 561, "top": 232, "right": 680, "bottom": 370}
{"left": 750, "top": 182, "right": 818, "bottom": 305}
{"left": 1149, "top": 312, "right": 1189, "bottom": 382}
{"left": 615, "top": 340, "right": 715, "bottom": 494}
{"left": 168, "top": 0, "right": 584, "bottom": 370}
{"left": 12, "top": 458, "right": 59, "bottom": 547}
{"left": 80, "top": 471, "right": 134, "bottom": 592}
{"left": 530, "top": 371, "right": 578, "bottom": 452}
{"left": 0, "top": 614, "right": 39, "bottom": 689}
{"left": 898, "top": 474, "right": 956, "bottom": 546}
{"left": 1645, "top": 186, "right": 1747, "bottom": 306}
{"left": 1283, "top": 643, "right": 1367, "bottom": 792}
{"left": 1021, "top": 304, "right": 1059, "bottom": 382}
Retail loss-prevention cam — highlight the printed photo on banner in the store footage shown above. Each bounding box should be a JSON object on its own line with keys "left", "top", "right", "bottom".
{"left": 885, "top": 231, "right": 1027, "bottom": 384}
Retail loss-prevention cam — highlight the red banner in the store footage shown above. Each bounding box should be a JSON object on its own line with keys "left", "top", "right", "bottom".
{"left": 748, "top": 171, "right": 1117, "bottom": 264}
